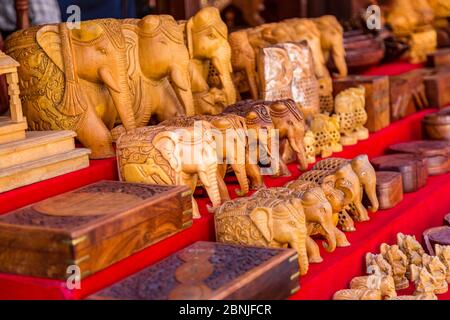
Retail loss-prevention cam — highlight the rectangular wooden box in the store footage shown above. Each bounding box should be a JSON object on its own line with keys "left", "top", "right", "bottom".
{"left": 0, "top": 181, "right": 192, "bottom": 280}
{"left": 423, "top": 69, "right": 450, "bottom": 109}
{"left": 371, "top": 154, "right": 428, "bottom": 193}
{"left": 427, "top": 49, "right": 450, "bottom": 68}
{"left": 375, "top": 171, "right": 404, "bottom": 209}
{"left": 88, "top": 242, "right": 299, "bottom": 300}
{"left": 333, "top": 75, "right": 390, "bottom": 132}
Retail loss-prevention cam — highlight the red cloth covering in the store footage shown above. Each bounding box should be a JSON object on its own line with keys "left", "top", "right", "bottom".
{"left": 1, "top": 108, "right": 448, "bottom": 300}
{"left": 0, "top": 61, "right": 448, "bottom": 300}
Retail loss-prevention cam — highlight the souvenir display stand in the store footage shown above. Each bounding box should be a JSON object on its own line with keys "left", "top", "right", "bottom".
{"left": 0, "top": 60, "right": 449, "bottom": 300}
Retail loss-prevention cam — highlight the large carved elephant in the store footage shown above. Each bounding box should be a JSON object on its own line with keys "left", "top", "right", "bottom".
{"left": 116, "top": 123, "right": 222, "bottom": 219}
{"left": 4, "top": 20, "right": 137, "bottom": 159}
{"left": 312, "top": 16, "right": 348, "bottom": 77}
{"left": 121, "top": 15, "right": 195, "bottom": 123}
{"left": 215, "top": 195, "right": 309, "bottom": 275}
{"left": 183, "top": 7, "right": 237, "bottom": 115}
{"left": 161, "top": 114, "right": 250, "bottom": 201}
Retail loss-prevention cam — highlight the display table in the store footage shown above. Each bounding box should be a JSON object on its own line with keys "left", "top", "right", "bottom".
{"left": 0, "top": 62, "right": 449, "bottom": 300}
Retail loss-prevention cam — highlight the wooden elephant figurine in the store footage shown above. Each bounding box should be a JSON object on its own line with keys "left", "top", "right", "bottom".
{"left": 311, "top": 15, "right": 348, "bottom": 77}
{"left": 121, "top": 15, "right": 195, "bottom": 123}
{"left": 421, "top": 254, "right": 448, "bottom": 294}
{"left": 334, "top": 89, "right": 359, "bottom": 146}
{"left": 313, "top": 155, "right": 379, "bottom": 213}
{"left": 228, "top": 30, "right": 259, "bottom": 100}
{"left": 214, "top": 195, "right": 309, "bottom": 275}
{"left": 292, "top": 172, "right": 356, "bottom": 232}
{"left": 223, "top": 100, "right": 279, "bottom": 186}
{"left": 350, "top": 274, "right": 397, "bottom": 299}
{"left": 181, "top": 7, "right": 237, "bottom": 115}
{"left": 5, "top": 20, "right": 138, "bottom": 159}
{"left": 309, "top": 114, "right": 342, "bottom": 159}
{"left": 333, "top": 289, "right": 382, "bottom": 300}
{"left": 253, "top": 187, "right": 350, "bottom": 264}
{"left": 116, "top": 123, "right": 223, "bottom": 219}
{"left": 366, "top": 253, "right": 393, "bottom": 277}
{"left": 408, "top": 264, "right": 439, "bottom": 299}
{"left": 161, "top": 113, "right": 250, "bottom": 200}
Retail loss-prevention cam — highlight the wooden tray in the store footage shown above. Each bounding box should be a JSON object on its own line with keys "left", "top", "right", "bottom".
{"left": 423, "top": 226, "right": 450, "bottom": 255}
{"left": 88, "top": 242, "right": 299, "bottom": 300}
{"left": 388, "top": 140, "right": 450, "bottom": 175}
{"left": 375, "top": 171, "right": 403, "bottom": 209}
{"left": 0, "top": 181, "right": 192, "bottom": 279}
{"left": 371, "top": 154, "right": 428, "bottom": 193}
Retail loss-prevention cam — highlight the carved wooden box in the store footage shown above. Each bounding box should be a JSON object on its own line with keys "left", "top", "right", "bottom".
{"left": 389, "top": 77, "right": 415, "bottom": 121}
{"left": 423, "top": 68, "right": 450, "bottom": 108}
{"left": 423, "top": 107, "right": 450, "bottom": 141}
{"left": 371, "top": 154, "right": 428, "bottom": 193}
{"left": 388, "top": 140, "right": 450, "bottom": 175}
{"left": 0, "top": 181, "right": 192, "bottom": 280}
{"left": 427, "top": 49, "right": 450, "bottom": 68}
{"left": 423, "top": 226, "right": 450, "bottom": 255}
{"left": 88, "top": 242, "right": 299, "bottom": 300}
{"left": 375, "top": 171, "right": 404, "bottom": 210}
{"left": 333, "top": 75, "right": 390, "bottom": 132}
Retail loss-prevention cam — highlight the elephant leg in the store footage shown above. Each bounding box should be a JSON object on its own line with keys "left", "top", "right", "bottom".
{"left": 76, "top": 110, "right": 115, "bottom": 159}
{"left": 339, "top": 209, "right": 356, "bottom": 232}
{"left": 354, "top": 199, "right": 369, "bottom": 222}
{"left": 334, "top": 227, "right": 350, "bottom": 247}
{"left": 216, "top": 168, "right": 231, "bottom": 202}
{"left": 154, "top": 81, "right": 185, "bottom": 121}
{"left": 245, "top": 61, "right": 258, "bottom": 100}
{"left": 191, "top": 197, "right": 201, "bottom": 219}
{"left": 306, "top": 236, "right": 323, "bottom": 263}
{"left": 245, "top": 163, "right": 265, "bottom": 190}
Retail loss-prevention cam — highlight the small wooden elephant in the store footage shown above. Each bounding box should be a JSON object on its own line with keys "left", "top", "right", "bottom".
{"left": 252, "top": 187, "right": 350, "bottom": 264}
{"left": 380, "top": 244, "right": 409, "bottom": 290}
{"left": 435, "top": 244, "right": 450, "bottom": 283}
{"left": 214, "top": 195, "right": 309, "bottom": 275}
{"left": 397, "top": 233, "right": 425, "bottom": 267}
{"left": 116, "top": 123, "right": 223, "bottom": 219}
{"left": 421, "top": 254, "right": 448, "bottom": 294}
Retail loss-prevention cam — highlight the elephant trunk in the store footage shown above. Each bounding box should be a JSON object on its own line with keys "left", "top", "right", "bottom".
{"left": 292, "top": 231, "right": 309, "bottom": 276}
{"left": 231, "top": 163, "right": 249, "bottom": 197}
{"left": 211, "top": 47, "right": 237, "bottom": 106}
{"left": 288, "top": 133, "right": 308, "bottom": 171}
{"left": 199, "top": 167, "right": 222, "bottom": 213}
{"left": 321, "top": 223, "right": 337, "bottom": 253}
{"left": 99, "top": 58, "right": 136, "bottom": 131}
{"left": 332, "top": 43, "right": 348, "bottom": 77}
{"left": 365, "top": 183, "right": 379, "bottom": 213}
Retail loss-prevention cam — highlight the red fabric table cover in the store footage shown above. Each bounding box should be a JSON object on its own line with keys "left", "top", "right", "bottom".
{"left": 0, "top": 61, "right": 448, "bottom": 300}
{"left": 1, "top": 109, "right": 448, "bottom": 300}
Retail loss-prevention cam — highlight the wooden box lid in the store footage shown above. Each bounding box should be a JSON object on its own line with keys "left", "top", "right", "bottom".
{"left": 423, "top": 226, "right": 450, "bottom": 255}
{"left": 376, "top": 171, "right": 403, "bottom": 190}
{"left": 389, "top": 140, "right": 450, "bottom": 157}
{"left": 371, "top": 154, "right": 426, "bottom": 173}
{"left": 0, "top": 181, "right": 193, "bottom": 279}
{"left": 88, "top": 242, "right": 299, "bottom": 300}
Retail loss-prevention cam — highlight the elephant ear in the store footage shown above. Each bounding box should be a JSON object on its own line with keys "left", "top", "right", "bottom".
{"left": 36, "top": 25, "right": 64, "bottom": 72}
{"left": 185, "top": 18, "right": 195, "bottom": 59}
{"left": 153, "top": 131, "right": 181, "bottom": 172}
{"left": 249, "top": 207, "right": 273, "bottom": 243}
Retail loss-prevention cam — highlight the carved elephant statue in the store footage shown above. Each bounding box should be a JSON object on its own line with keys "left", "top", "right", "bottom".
{"left": 5, "top": 20, "right": 137, "bottom": 159}
{"left": 116, "top": 123, "right": 223, "bottom": 219}
{"left": 214, "top": 195, "right": 310, "bottom": 275}
{"left": 313, "top": 155, "right": 379, "bottom": 213}
{"left": 182, "top": 7, "right": 237, "bottom": 115}
{"left": 253, "top": 187, "right": 350, "bottom": 264}
{"left": 311, "top": 15, "right": 348, "bottom": 77}
{"left": 223, "top": 100, "right": 279, "bottom": 188}
{"left": 161, "top": 113, "right": 250, "bottom": 201}
{"left": 121, "top": 15, "right": 195, "bottom": 123}
{"left": 228, "top": 30, "right": 259, "bottom": 100}
{"left": 397, "top": 233, "right": 425, "bottom": 267}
